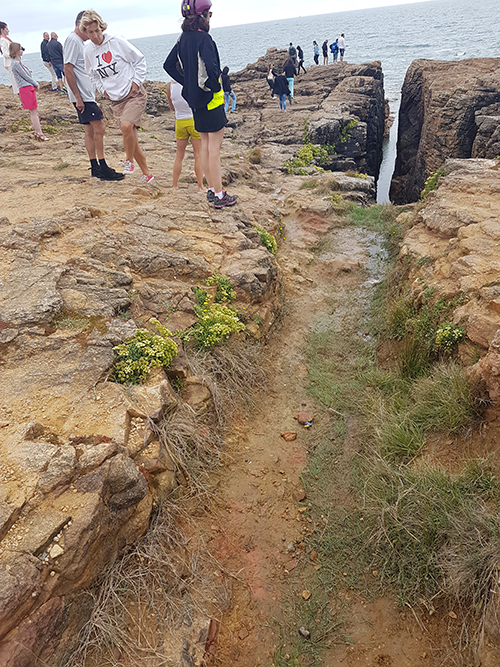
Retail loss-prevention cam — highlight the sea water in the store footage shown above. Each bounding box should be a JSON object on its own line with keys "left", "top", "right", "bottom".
{"left": 1, "top": 0, "right": 498, "bottom": 200}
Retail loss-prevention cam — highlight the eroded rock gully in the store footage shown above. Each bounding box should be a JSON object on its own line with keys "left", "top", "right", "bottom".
{"left": 1, "top": 51, "right": 500, "bottom": 665}
{"left": 0, "top": 62, "right": 381, "bottom": 665}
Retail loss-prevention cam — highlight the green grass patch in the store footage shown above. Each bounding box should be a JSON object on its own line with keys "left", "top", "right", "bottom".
{"left": 421, "top": 166, "right": 445, "bottom": 199}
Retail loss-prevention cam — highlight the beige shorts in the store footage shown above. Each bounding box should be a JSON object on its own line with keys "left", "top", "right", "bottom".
{"left": 111, "top": 84, "right": 147, "bottom": 127}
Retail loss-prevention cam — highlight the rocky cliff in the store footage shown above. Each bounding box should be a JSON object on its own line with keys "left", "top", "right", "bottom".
{"left": 396, "top": 158, "right": 500, "bottom": 402}
{"left": 229, "top": 49, "right": 386, "bottom": 179}
{"left": 0, "top": 57, "right": 378, "bottom": 665}
{"left": 390, "top": 58, "right": 500, "bottom": 204}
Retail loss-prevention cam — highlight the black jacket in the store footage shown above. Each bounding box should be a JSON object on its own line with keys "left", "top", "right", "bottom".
{"left": 283, "top": 62, "right": 295, "bottom": 78}
{"left": 40, "top": 39, "right": 50, "bottom": 63}
{"left": 272, "top": 75, "right": 290, "bottom": 97}
{"left": 164, "top": 30, "right": 222, "bottom": 110}
{"left": 221, "top": 72, "right": 231, "bottom": 93}
{"left": 297, "top": 46, "right": 304, "bottom": 61}
{"left": 47, "top": 38, "right": 63, "bottom": 68}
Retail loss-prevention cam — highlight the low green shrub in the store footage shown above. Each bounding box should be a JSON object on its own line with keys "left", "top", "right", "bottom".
{"left": 205, "top": 272, "right": 236, "bottom": 303}
{"left": 421, "top": 166, "right": 445, "bottom": 199}
{"left": 255, "top": 227, "right": 277, "bottom": 254}
{"left": 189, "top": 303, "right": 245, "bottom": 350}
{"left": 434, "top": 322, "right": 465, "bottom": 353}
{"left": 113, "top": 319, "right": 177, "bottom": 385}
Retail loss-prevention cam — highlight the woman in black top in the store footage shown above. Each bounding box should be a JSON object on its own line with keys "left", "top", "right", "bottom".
{"left": 272, "top": 74, "right": 290, "bottom": 111}
{"left": 164, "top": 0, "right": 237, "bottom": 209}
{"left": 322, "top": 39, "right": 328, "bottom": 65}
{"left": 296, "top": 45, "right": 306, "bottom": 75}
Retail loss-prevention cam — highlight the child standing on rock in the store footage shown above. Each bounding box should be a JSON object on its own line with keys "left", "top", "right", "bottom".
{"left": 9, "top": 42, "right": 49, "bottom": 142}
{"left": 164, "top": 0, "right": 237, "bottom": 209}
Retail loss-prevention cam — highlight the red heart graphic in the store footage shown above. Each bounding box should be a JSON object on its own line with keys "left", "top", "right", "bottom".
{"left": 102, "top": 51, "right": 112, "bottom": 64}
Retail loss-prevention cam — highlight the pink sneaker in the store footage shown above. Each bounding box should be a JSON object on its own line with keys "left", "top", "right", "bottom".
{"left": 140, "top": 174, "right": 154, "bottom": 184}
{"left": 123, "top": 160, "right": 134, "bottom": 174}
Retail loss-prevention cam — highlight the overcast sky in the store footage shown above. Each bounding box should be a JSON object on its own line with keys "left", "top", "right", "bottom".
{"left": 3, "top": 0, "right": 437, "bottom": 53}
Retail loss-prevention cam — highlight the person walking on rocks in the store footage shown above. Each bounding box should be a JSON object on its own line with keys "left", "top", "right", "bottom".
{"left": 296, "top": 45, "right": 306, "bottom": 75}
{"left": 0, "top": 22, "right": 19, "bottom": 95}
{"left": 313, "top": 40, "right": 319, "bottom": 65}
{"left": 9, "top": 42, "right": 49, "bottom": 141}
{"left": 272, "top": 72, "right": 290, "bottom": 111}
{"left": 288, "top": 42, "right": 297, "bottom": 67}
{"left": 166, "top": 79, "right": 204, "bottom": 192}
{"left": 283, "top": 56, "right": 295, "bottom": 105}
{"left": 40, "top": 32, "right": 58, "bottom": 90}
{"left": 64, "top": 11, "right": 125, "bottom": 181}
{"left": 81, "top": 10, "right": 154, "bottom": 183}
{"left": 47, "top": 32, "right": 65, "bottom": 92}
{"left": 338, "top": 33, "right": 346, "bottom": 62}
{"left": 164, "top": 0, "right": 237, "bottom": 209}
{"left": 322, "top": 39, "right": 328, "bottom": 65}
{"left": 330, "top": 38, "right": 339, "bottom": 63}
{"left": 266, "top": 63, "right": 274, "bottom": 92}
{"left": 221, "top": 66, "right": 237, "bottom": 113}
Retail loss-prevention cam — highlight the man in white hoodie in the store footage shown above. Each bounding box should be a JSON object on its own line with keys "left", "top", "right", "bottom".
{"left": 80, "top": 10, "right": 153, "bottom": 183}
{"left": 64, "top": 11, "right": 124, "bottom": 181}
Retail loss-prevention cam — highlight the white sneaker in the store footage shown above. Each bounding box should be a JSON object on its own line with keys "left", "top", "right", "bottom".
{"left": 123, "top": 160, "right": 134, "bottom": 174}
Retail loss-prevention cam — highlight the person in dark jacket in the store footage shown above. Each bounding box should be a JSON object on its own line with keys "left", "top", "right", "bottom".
{"left": 164, "top": 0, "right": 237, "bottom": 209}
{"left": 47, "top": 32, "right": 65, "bottom": 91}
{"left": 322, "top": 39, "right": 328, "bottom": 65}
{"left": 296, "top": 45, "right": 306, "bottom": 74}
{"left": 283, "top": 57, "right": 295, "bottom": 105}
{"left": 40, "top": 32, "right": 57, "bottom": 90}
{"left": 221, "top": 65, "right": 236, "bottom": 113}
{"left": 330, "top": 39, "right": 339, "bottom": 63}
{"left": 272, "top": 73, "right": 290, "bottom": 111}
{"left": 288, "top": 42, "right": 297, "bottom": 67}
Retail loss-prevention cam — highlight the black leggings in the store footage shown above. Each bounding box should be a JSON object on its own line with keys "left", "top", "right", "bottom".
{"left": 313, "top": 54, "right": 319, "bottom": 65}
{"left": 297, "top": 60, "right": 306, "bottom": 74}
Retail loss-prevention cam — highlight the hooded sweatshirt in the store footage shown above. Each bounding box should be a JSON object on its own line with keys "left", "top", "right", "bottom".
{"left": 84, "top": 33, "right": 146, "bottom": 101}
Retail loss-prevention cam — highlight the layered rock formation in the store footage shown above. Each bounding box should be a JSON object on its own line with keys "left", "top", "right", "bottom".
{"left": 398, "top": 158, "right": 500, "bottom": 400}
{"left": 0, "top": 58, "right": 378, "bottom": 664}
{"left": 230, "top": 49, "right": 386, "bottom": 179}
{"left": 390, "top": 58, "right": 500, "bottom": 204}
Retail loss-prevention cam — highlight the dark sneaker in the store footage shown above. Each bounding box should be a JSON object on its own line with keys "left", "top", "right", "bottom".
{"left": 214, "top": 191, "right": 238, "bottom": 209}
{"left": 206, "top": 189, "right": 215, "bottom": 203}
{"left": 98, "top": 166, "right": 126, "bottom": 181}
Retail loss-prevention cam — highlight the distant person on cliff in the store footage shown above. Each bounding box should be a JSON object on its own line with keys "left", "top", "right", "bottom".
{"left": 296, "top": 45, "right": 306, "bottom": 74}
{"left": 272, "top": 72, "right": 290, "bottom": 111}
{"left": 64, "top": 11, "right": 124, "bottom": 181}
{"left": 283, "top": 57, "right": 295, "bottom": 105}
{"left": 163, "top": 0, "right": 237, "bottom": 209}
{"left": 266, "top": 63, "right": 274, "bottom": 92}
{"left": 9, "top": 42, "right": 49, "bottom": 141}
{"left": 221, "top": 66, "right": 237, "bottom": 113}
{"left": 288, "top": 42, "right": 297, "bottom": 67}
{"left": 81, "top": 10, "right": 154, "bottom": 183}
{"left": 40, "top": 32, "right": 58, "bottom": 90}
{"left": 322, "top": 39, "right": 328, "bottom": 65}
{"left": 338, "top": 33, "right": 346, "bottom": 62}
{"left": 313, "top": 40, "right": 319, "bottom": 65}
{"left": 0, "top": 22, "right": 18, "bottom": 95}
{"left": 166, "top": 80, "right": 204, "bottom": 192}
{"left": 47, "top": 32, "right": 65, "bottom": 92}
{"left": 330, "top": 39, "right": 339, "bottom": 63}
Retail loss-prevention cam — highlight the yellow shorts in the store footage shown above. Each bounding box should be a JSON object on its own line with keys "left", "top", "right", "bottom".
{"left": 175, "top": 118, "right": 201, "bottom": 140}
